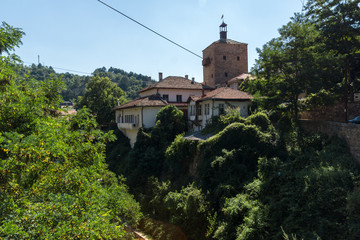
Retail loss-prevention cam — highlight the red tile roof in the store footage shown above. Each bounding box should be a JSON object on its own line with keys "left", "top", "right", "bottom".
{"left": 198, "top": 87, "right": 253, "bottom": 101}
{"left": 187, "top": 96, "right": 202, "bottom": 102}
{"left": 227, "top": 73, "right": 256, "bottom": 84}
{"left": 203, "top": 39, "right": 248, "bottom": 52}
{"left": 168, "top": 102, "right": 188, "bottom": 107}
{"left": 213, "top": 39, "right": 247, "bottom": 45}
{"left": 113, "top": 95, "right": 167, "bottom": 110}
{"left": 138, "top": 76, "right": 213, "bottom": 93}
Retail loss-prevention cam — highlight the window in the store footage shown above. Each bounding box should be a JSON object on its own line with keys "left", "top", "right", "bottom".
{"left": 125, "top": 115, "right": 135, "bottom": 123}
{"left": 205, "top": 104, "right": 210, "bottom": 115}
{"left": 225, "top": 72, "right": 228, "bottom": 77}
{"left": 176, "top": 95, "right": 182, "bottom": 103}
{"left": 219, "top": 104, "right": 225, "bottom": 115}
{"left": 162, "top": 94, "right": 169, "bottom": 101}
{"left": 211, "top": 74, "right": 213, "bottom": 78}
{"left": 223, "top": 55, "right": 226, "bottom": 60}
{"left": 196, "top": 105, "right": 202, "bottom": 115}
{"left": 237, "top": 56, "right": 240, "bottom": 61}
{"left": 190, "top": 105, "right": 195, "bottom": 116}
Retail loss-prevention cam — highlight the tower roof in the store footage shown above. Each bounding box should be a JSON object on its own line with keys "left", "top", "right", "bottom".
{"left": 219, "top": 21, "right": 227, "bottom": 28}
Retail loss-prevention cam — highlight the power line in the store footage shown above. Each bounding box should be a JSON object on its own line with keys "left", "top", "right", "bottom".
{"left": 97, "top": 0, "right": 203, "bottom": 59}
{"left": 23, "top": 61, "right": 92, "bottom": 75}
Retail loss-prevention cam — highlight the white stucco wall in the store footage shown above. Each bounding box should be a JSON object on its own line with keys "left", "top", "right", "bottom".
{"left": 142, "top": 107, "right": 163, "bottom": 128}
{"left": 115, "top": 106, "right": 165, "bottom": 147}
{"left": 116, "top": 107, "right": 142, "bottom": 125}
{"left": 121, "top": 129, "right": 139, "bottom": 148}
{"left": 139, "top": 89, "right": 157, "bottom": 97}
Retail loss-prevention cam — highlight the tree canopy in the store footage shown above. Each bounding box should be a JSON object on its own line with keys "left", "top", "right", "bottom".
{"left": 0, "top": 21, "right": 24, "bottom": 55}
{"left": 247, "top": 0, "right": 360, "bottom": 118}
{"left": 0, "top": 22, "right": 141, "bottom": 239}
{"left": 76, "top": 75, "right": 127, "bottom": 126}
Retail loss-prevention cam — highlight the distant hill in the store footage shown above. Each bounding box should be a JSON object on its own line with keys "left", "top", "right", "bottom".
{"left": 15, "top": 64, "right": 154, "bottom": 101}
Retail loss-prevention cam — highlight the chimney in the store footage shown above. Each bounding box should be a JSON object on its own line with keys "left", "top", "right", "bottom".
{"left": 185, "top": 75, "right": 188, "bottom": 79}
{"left": 159, "top": 72, "right": 163, "bottom": 81}
{"left": 191, "top": 77, "right": 195, "bottom": 84}
{"left": 148, "top": 77, "right": 151, "bottom": 87}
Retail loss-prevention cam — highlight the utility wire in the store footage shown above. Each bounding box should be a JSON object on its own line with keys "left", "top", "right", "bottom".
{"left": 23, "top": 61, "right": 92, "bottom": 75}
{"left": 97, "top": 0, "right": 203, "bottom": 59}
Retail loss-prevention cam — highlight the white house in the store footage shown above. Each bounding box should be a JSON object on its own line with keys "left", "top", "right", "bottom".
{"left": 113, "top": 95, "right": 167, "bottom": 147}
{"left": 188, "top": 87, "right": 253, "bottom": 131}
{"left": 114, "top": 74, "right": 213, "bottom": 146}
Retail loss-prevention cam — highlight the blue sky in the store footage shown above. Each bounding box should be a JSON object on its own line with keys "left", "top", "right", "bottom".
{"left": 2, "top": 0, "right": 304, "bottom": 82}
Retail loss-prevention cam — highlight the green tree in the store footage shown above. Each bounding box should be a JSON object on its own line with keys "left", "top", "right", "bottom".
{"left": 305, "top": 0, "right": 360, "bottom": 57}
{"left": 77, "top": 76, "right": 127, "bottom": 126}
{"left": 152, "top": 105, "right": 187, "bottom": 147}
{"left": 0, "top": 21, "right": 24, "bottom": 55}
{"left": 0, "top": 23, "right": 141, "bottom": 239}
{"left": 251, "top": 14, "right": 341, "bottom": 118}
{"left": 305, "top": 0, "right": 360, "bottom": 106}
{"left": 125, "top": 105, "right": 187, "bottom": 188}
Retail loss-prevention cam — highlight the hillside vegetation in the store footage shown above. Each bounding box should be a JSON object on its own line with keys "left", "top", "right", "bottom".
{"left": 109, "top": 108, "right": 360, "bottom": 240}
{"left": 15, "top": 64, "right": 152, "bottom": 101}
{"left": 0, "top": 22, "right": 142, "bottom": 239}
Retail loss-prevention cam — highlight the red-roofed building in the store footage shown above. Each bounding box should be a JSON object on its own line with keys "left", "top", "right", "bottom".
{"left": 188, "top": 87, "right": 253, "bottom": 131}
{"left": 114, "top": 74, "right": 213, "bottom": 146}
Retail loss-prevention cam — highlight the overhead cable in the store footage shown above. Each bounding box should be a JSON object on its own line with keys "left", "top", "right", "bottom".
{"left": 97, "top": 0, "right": 203, "bottom": 59}
{"left": 23, "top": 61, "right": 92, "bottom": 75}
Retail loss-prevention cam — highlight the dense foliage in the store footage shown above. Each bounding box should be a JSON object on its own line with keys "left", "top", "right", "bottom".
{"left": 123, "top": 105, "right": 187, "bottom": 188}
{"left": 112, "top": 104, "right": 360, "bottom": 239}
{"left": 76, "top": 75, "right": 127, "bottom": 126}
{"left": 0, "top": 22, "right": 141, "bottom": 239}
{"left": 246, "top": 0, "right": 360, "bottom": 118}
{"left": 15, "top": 64, "right": 152, "bottom": 102}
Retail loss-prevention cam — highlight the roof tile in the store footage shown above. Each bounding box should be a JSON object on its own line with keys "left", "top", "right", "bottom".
{"left": 113, "top": 95, "right": 167, "bottom": 110}
{"left": 139, "top": 76, "right": 213, "bottom": 93}
{"left": 198, "top": 87, "right": 253, "bottom": 101}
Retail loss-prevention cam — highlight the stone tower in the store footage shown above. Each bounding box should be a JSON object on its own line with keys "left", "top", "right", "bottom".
{"left": 202, "top": 21, "right": 248, "bottom": 88}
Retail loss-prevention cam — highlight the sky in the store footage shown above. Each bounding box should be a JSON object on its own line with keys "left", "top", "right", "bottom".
{"left": 2, "top": 0, "right": 304, "bottom": 82}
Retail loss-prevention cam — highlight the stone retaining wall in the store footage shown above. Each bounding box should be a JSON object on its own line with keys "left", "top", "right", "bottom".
{"left": 300, "top": 120, "right": 360, "bottom": 162}
{"left": 301, "top": 102, "right": 360, "bottom": 122}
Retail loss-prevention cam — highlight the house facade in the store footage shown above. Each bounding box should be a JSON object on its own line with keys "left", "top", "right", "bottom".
{"left": 114, "top": 75, "right": 213, "bottom": 146}
{"left": 113, "top": 95, "right": 167, "bottom": 146}
{"left": 188, "top": 87, "right": 253, "bottom": 131}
